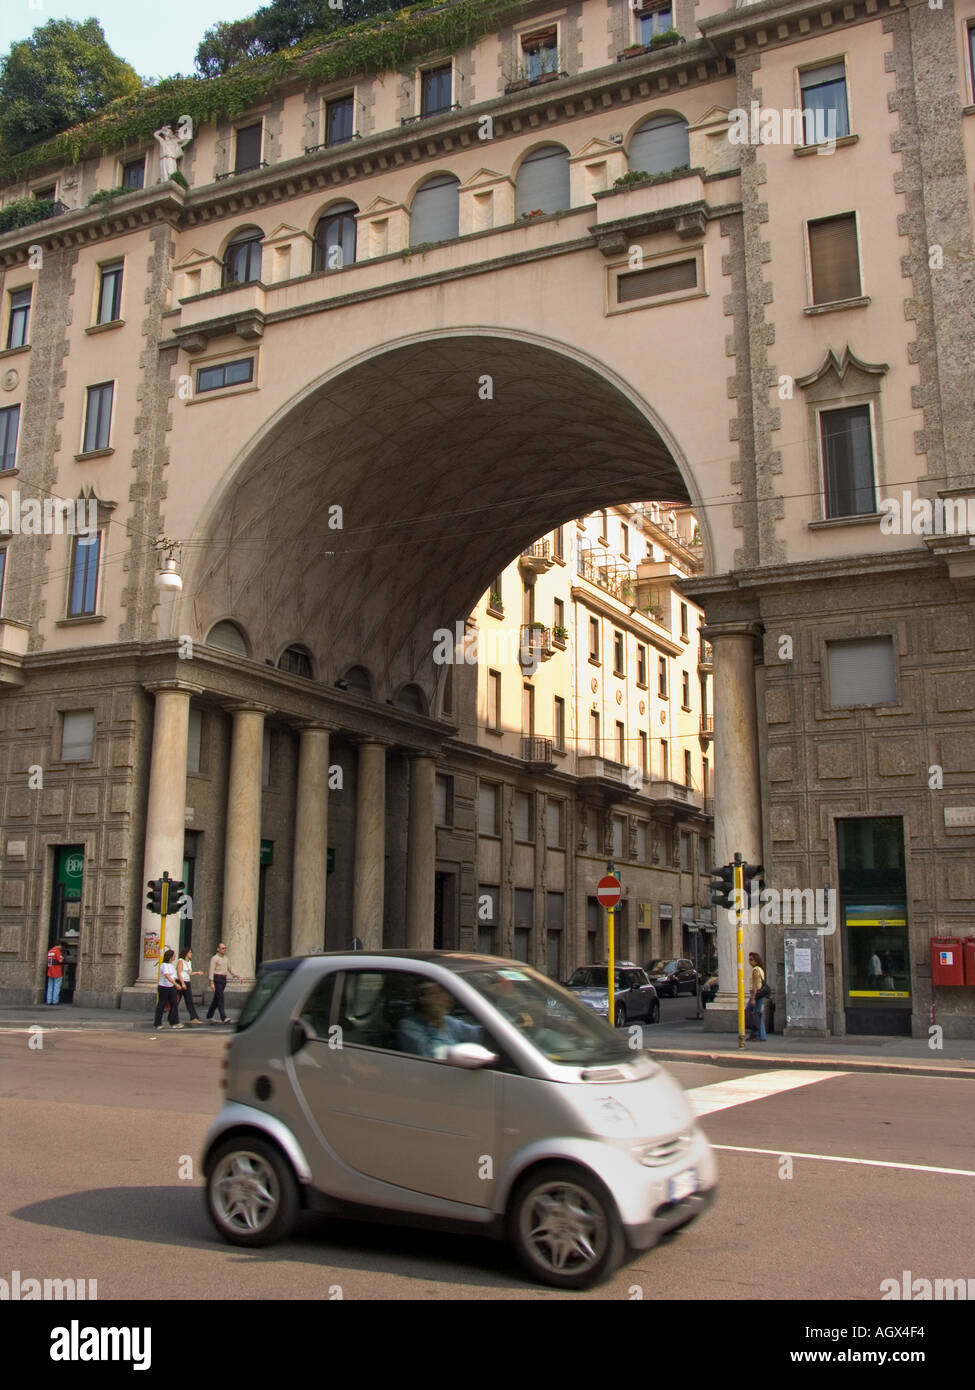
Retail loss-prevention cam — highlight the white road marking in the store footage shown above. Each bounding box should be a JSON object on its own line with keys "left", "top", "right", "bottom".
{"left": 711, "top": 1145, "right": 975, "bottom": 1178}
{"left": 687, "top": 1069, "right": 845, "bottom": 1116}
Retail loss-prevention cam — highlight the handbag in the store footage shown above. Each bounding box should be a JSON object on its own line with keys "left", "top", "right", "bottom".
{"left": 756, "top": 972, "right": 772, "bottom": 1000}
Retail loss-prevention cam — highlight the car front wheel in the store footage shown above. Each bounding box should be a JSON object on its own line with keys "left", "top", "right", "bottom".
{"left": 205, "top": 1136, "right": 299, "bottom": 1248}
{"left": 510, "top": 1165, "right": 625, "bottom": 1290}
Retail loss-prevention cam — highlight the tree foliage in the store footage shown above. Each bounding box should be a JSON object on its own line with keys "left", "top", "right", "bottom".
{"left": 0, "top": 18, "right": 142, "bottom": 155}
{"left": 196, "top": 0, "right": 416, "bottom": 77}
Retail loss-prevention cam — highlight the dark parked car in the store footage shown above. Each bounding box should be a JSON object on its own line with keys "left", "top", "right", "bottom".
{"left": 645, "top": 959, "right": 700, "bottom": 999}
{"left": 565, "top": 963, "right": 660, "bottom": 1027}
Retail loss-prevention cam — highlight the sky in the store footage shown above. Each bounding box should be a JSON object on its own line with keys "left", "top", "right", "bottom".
{"left": 0, "top": 0, "right": 264, "bottom": 79}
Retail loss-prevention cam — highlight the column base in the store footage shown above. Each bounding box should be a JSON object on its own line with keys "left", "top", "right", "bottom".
{"left": 783, "top": 1026, "right": 830, "bottom": 1040}
{"left": 702, "top": 991, "right": 750, "bottom": 1033}
{"left": 120, "top": 984, "right": 159, "bottom": 1012}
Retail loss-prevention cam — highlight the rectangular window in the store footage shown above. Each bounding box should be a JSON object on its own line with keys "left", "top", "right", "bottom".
{"left": 514, "top": 790, "right": 534, "bottom": 843}
{"left": 514, "top": 889, "right": 533, "bottom": 962}
{"left": 639, "top": 730, "right": 648, "bottom": 776}
{"left": 68, "top": 533, "right": 100, "bottom": 616}
{"left": 637, "top": 643, "right": 647, "bottom": 686}
{"left": 96, "top": 262, "right": 123, "bottom": 325}
{"left": 820, "top": 405, "right": 876, "bottom": 518}
{"left": 684, "top": 749, "right": 693, "bottom": 787}
{"left": 589, "top": 710, "right": 600, "bottom": 755}
{"left": 487, "top": 669, "right": 501, "bottom": 730}
{"left": 33, "top": 185, "right": 56, "bottom": 203}
{"left": 589, "top": 617, "right": 600, "bottom": 662}
{"left": 421, "top": 64, "right": 453, "bottom": 116}
{"left": 621, "top": 523, "right": 629, "bottom": 557}
{"left": 553, "top": 525, "right": 564, "bottom": 561}
{"left": 522, "top": 27, "right": 559, "bottom": 81}
{"left": 680, "top": 831, "right": 691, "bottom": 872}
{"left": 639, "top": 6, "right": 673, "bottom": 43}
{"left": 702, "top": 756, "right": 710, "bottom": 801}
{"left": 613, "top": 630, "right": 625, "bottom": 677}
{"left": 680, "top": 602, "right": 689, "bottom": 639}
{"left": 7, "top": 288, "right": 31, "bottom": 350}
{"left": 82, "top": 382, "right": 114, "bottom": 453}
{"left": 659, "top": 739, "right": 669, "bottom": 780}
{"left": 658, "top": 656, "right": 668, "bottom": 698}
{"left": 554, "top": 696, "right": 566, "bottom": 752}
{"left": 971, "top": 26, "right": 975, "bottom": 102}
{"left": 0, "top": 404, "right": 20, "bottom": 470}
{"left": 479, "top": 781, "right": 500, "bottom": 836}
{"left": 0, "top": 548, "right": 6, "bottom": 612}
{"left": 612, "top": 814, "right": 625, "bottom": 860}
{"left": 62, "top": 710, "right": 95, "bottom": 762}
{"left": 615, "top": 720, "right": 626, "bottom": 764}
{"left": 636, "top": 821, "right": 648, "bottom": 863}
{"left": 808, "top": 213, "right": 861, "bottom": 305}
{"left": 799, "top": 61, "right": 850, "bottom": 144}
{"left": 196, "top": 358, "right": 254, "bottom": 395}
{"left": 187, "top": 707, "right": 202, "bottom": 774}
{"left": 434, "top": 773, "right": 453, "bottom": 827}
{"left": 325, "top": 95, "right": 355, "bottom": 146}
{"left": 234, "top": 122, "right": 263, "bottom": 173}
{"left": 477, "top": 884, "right": 499, "bottom": 955}
{"left": 522, "top": 681, "right": 535, "bottom": 736}
{"left": 681, "top": 670, "right": 690, "bottom": 708}
{"left": 121, "top": 156, "right": 145, "bottom": 190}
{"left": 827, "top": 636, "right": 896, "bottom": 707}
{"left": 553, "top": 597, "right": 565, "bottom": 631}
{"left": 546, "top": 798, "right": 565, "bottom": 849}
{"left": 617, "top": 260, "right": 696, "bottom": 304}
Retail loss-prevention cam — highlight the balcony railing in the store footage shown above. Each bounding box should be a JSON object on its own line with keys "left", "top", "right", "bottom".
{"left": 519, "top": 540, "right": 554, "bottom": 574}
{"left": 520, "top": 625, "right": 553, "bottom": 664}
{"left": 650, "top": 779, "right": 703, "bottom": 810}
{"left": 522, "top": 736, "right": 553, "bottom": 764}
{"left": 699, "top": 637, "right": 713, "bottom": 666}
{"left": 578, "top": 756, "right": 629, "bottom": 784}
{"left": 700, "top": 714, "right": 713, "bottom": 736}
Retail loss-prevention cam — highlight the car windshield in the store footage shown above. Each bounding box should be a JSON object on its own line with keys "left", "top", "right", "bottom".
{"left": 648, "top": 960, "right": 677, "bottom": 973}
{"left": 567, "top": 967, "right": 621, "bottom": 989}
{"left": 462, "top": 965, "right": 633, "bottom": 1066}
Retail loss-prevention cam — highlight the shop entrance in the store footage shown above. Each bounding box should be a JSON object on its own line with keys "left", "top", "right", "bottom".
{"left": 838, "top": 817, "right": 911, "bottom": 1036}
{"left": 48, "top": 845, "right": 84, "bottom": 1004}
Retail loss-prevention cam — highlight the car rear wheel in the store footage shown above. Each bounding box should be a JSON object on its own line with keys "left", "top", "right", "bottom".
{"left": 205, "top": 1136, "right": 298, "bottom": 1248}
{"left": 648, "top": 999, "right": 660, "bottom": 1025}
{"left": 510, "top": 1165, "right": 625, "bottom": 1290}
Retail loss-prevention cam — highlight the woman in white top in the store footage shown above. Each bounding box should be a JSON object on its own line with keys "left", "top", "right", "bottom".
{"left": 176, "top": 947, "right": 203, "bottom": 1025}
{"left": 154, "top": 948, "right": 183, "bottom": 1029}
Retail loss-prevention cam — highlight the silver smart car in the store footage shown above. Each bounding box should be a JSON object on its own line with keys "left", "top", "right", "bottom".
{"left": 202, "top": 951, "right": 716, "bottom": 1289}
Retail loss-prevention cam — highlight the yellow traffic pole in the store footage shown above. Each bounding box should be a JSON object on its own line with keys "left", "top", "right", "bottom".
{"left": 735, "top": 853, "right": 745, "bottom": 1049}
{"left": 159, "top": 876, "right": 169, "bottom": 961}
{"left": 607, "top": 904, "right": 615, "bottom": 1027}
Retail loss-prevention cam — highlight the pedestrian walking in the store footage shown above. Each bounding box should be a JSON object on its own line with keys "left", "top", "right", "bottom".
{"left": 747, "top": 951, "right": 768, "bottom": 1041}
{"left": 154, "top": 948, "right": 184, "bottom": 1029}
{"left": 177, "top": 947, "right": 204, "bottom": 1025}
{"left": 206, "top": 942, "right": 239, "bottom": 1023}
{"left": 45, "top": 942, "right": 64, "bottom": 1005}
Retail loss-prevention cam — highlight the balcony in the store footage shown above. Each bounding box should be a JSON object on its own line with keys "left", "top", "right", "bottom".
{"left": 522, "top": 736, "right": 554, "bottom": 765}
{"left": 650, "top": 779, "right": 703, "bottom": 812}
{"left": 577, "top": 756, "right": 633, "bottom": 804}
{"left": 519, "top": 540, "right": 554, "bottom": 574}
{"left": 700, "top": 714, "right": 713, "bottom": 739}
{"left": 698, "top": 637, "right": 713, "bottom": 668}
{"left": 520, "top": 624, "right": 553, "bottom": 665}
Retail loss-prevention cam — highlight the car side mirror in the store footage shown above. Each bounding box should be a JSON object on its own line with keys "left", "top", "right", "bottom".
{"left": 446, "top": 1042, "right": 498, "bottom": 1069}
{"left": 289, "top": 1018, "right": 312, "bottom": 1055}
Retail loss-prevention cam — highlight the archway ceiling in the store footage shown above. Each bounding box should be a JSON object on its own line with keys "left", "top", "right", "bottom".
{"left": 193, "top": 336, "right": 689, "bottom": 695}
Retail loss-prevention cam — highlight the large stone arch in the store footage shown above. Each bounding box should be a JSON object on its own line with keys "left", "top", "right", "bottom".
{"left": 174, "top": 330, "right": 709, "bottom": 704}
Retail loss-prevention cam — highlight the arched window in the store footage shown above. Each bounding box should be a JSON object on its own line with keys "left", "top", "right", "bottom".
{"left": 340, "top": 665, "right": 373, "bottom": 697}
{"left": 278, "top": 645, "right": 313, "bottom": 678}
{"left": 410, "top": 174, "right": 460, "bottom": 245}
{"left": 514, "top": 144, "right": 571, "bottom": 217}
{"left": 313, "top": 202, "right": 358, "bottom": 273}
{"left": 627, "top": 114, "right": 690, "bottom": 177}
{"left": 206, "top": 620, "right": 248, "bottom": 656}
{"left": 223, "top": 227, "right": 264, "bottom": 286}
{"left": 394, "top": 683, "right": 427, "bottom": 715}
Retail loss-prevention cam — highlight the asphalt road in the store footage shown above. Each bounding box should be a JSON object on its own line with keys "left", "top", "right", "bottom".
{"left": 2, "top": 1029, "right": 973, "bottom": 1302}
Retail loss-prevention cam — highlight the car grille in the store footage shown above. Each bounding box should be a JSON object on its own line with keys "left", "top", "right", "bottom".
{"left": 640, "top": 1133, "right": 693, "bottom": 1166}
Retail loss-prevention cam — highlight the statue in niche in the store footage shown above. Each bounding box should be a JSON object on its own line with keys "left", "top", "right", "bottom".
{"left": 154, "top": 119, "right": 193, "bottom": 183}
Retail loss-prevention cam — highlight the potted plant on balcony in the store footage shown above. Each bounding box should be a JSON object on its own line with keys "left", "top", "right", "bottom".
{"left": 622, "top": 43, "right": 646, "bottom": 58}
{"left": 489, "top": 590, "right": 503, "bottom": 613}
{"left": 650, "top": 27, "right": 682, "bottom": 49}
{"left": 553, "top": 624, "right": 569, "bottom": 647}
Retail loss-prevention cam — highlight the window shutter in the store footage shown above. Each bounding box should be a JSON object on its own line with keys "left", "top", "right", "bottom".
{"left": 235, "top": 123, "right": 262, "bottom": 172}
{"left": 808, "top": 215, "right": 860, "bottom": 303}
{"left": 618, "top": 259, "right": 696, "bottom": 302}
{"left": 628, "top": 115, "right": 690, "bottom": 176}
{"left": 514, "top": 145, "right": 570, "bottom": 216}
{"left": 410, "top": 175, "right": 460, "bottom": 244}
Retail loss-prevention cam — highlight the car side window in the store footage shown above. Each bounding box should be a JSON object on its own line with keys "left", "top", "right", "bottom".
{"left": 299, "top": 972, "right": 336, "bottom": 1040}
{"left": 385, "top": 972, "right": 484, "bottom": 1061}
{"left": 335, "top": 970, "right": 387, "bottom": 1046}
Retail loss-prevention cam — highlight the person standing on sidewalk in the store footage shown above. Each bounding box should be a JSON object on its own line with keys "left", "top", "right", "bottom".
{"left": 45, "top": 943, "right": 64, "bottom": 1005}
{"left": 177, "top": 947, "right": 204, "bottom": 1025}
{"left": 747, "top": 951, "right": 767, "bottom": 1041}
{"left": 206, "top": 943, "right": 239, "bottom": 1023}
{"left": 154, "top": 948, "right": 184, "bottom": 1030}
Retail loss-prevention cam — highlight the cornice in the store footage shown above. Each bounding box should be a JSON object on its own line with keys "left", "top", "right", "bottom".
{"left": 698, "top": 0, "right": 904, "bottom": 58}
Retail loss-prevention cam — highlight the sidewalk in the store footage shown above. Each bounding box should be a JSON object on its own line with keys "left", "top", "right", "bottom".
{"left": 640, "top": 1016, "right": 975, "bottom": 1079}
{"left": 0, "top": 1005, "right": 234, "bottom": 1033}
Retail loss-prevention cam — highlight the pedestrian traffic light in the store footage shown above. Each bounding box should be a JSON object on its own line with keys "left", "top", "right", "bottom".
{"left": 709, "top": 864, "right": 735, "bottom": 911}
{"left": 146, "top": 879, "right": 162, "bottom": 915}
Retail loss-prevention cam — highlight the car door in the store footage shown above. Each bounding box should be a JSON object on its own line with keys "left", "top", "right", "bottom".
{"left": 631, "top": 968, "right": 655, "bottom": 1019}
{"left": 290, "top": 967, "right": 501, "bottom": 1209}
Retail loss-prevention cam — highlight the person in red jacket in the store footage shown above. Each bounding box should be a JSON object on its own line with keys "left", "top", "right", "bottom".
{"left": 46, "top": 943, "right": 64, "bottom": 1005}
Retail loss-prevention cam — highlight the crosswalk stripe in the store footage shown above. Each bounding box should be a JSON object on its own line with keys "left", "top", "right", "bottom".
{"left": 709, "top": 1145, "right": 975, "bottom": 1177}
{"left": 687, "top": 1069, "right": 845, "bottom": 1116}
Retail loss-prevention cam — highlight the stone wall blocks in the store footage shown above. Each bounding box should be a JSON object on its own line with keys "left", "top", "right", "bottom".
{"left": 725, "top": 333, "right": 737, "bottom": 356}
{"left": 914, "top": 429, "right": 927, "bottom": 453}
{"left": 764, "top": 324, "right": 775, "bottom": 345}
{"left": 761, "top": 283, "right": 774, "bottom": 304}
{"left": 728, "top": 419, "right": 740, "bottom": 441}
{"left": 726, "top": 377, "right": 739, "bottom": 399}
{"left": 770, "top": 801, "right": 798, "bottom": 842}
{"left": 903, "top": 298, "right": 917, "bottom": 321}
{"left": 722, "top": 294, "right": 735, "bottom": 317}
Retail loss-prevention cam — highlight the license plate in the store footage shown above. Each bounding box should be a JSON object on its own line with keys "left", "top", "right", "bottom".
{"left": 669, "top": 1168, "right": 697, "bottom": 1201}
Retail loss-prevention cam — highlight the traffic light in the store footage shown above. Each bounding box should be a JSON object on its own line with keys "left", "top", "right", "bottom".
{"left": 146, "top": 879, "right": 162, "bottom": 915}
{"left": 166, "top": 880, "right": 186, "bottom": 915}
{"left": 742, "top": 863, "right": 765, "bottom": 909}
{"left": 709, "top": 864, "right": 735, "bottom": 911}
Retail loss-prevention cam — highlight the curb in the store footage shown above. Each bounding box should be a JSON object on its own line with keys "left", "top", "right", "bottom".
{"left": 645, "top": 1046, "right": 975, "bottom": 1081}
{"left": 0, "top": 1019, "right": 234, "bottom": 1033}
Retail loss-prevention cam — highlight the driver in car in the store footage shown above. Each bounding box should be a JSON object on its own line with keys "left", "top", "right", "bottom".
{"left": 396, "top": 982, "right": 482, "bottom": 1059}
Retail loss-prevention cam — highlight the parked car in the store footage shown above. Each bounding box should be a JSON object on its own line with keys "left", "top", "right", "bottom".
{"left": 202, "top": 951, "right": 715, "bottom": 1289}
{"left": 645, "top": 958, "right": 700, "bottom": 998}
{"left": 564, "top": 962, "right": 660, "bottom": 1026}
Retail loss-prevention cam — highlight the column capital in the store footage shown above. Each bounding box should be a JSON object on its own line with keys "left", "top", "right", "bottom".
{"left": 142, "top": 680, "right": 205, "bottom": 697}
{"left": 348, "top": 735, "right": 391, "bottom": 749}
{"left": 699, "top": 622, "right": 764, "bottom": 643}
{"left": 403, "top": 747, "right": 442, "bottom": 763}
{"left": 291, "top": 719, "right": 337, "bottom": 735}
{"left": 222, "top": 701, "right": 276, "bottom": 717}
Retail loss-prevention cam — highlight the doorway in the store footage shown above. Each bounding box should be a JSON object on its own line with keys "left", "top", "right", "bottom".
{"left": 837, "top": 817, "right": 911, "bottom": 1036}
{"left": 48, "top": 845, "right": 84, "bottom": 1004}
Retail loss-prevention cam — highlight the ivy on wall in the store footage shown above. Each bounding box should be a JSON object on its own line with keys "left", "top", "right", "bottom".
{"left": 0, "top": 0, "right": 530, "bottom": 187}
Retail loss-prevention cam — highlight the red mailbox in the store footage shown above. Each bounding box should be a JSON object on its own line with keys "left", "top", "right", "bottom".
{"left": 931, "top": 937, "right": 966, "bottom": 986}
{"left": 964, "top": 938, "right": 975, "bottom": 987}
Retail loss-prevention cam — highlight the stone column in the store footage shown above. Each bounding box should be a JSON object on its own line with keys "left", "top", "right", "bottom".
{"left": 290, "top": 724, "right": 331, "bottom": 957}
{"left": 221, "top": 705, "right": 268, "bottom": 986}
{"left": 135, "top": 682, "right": 200, "bottom": 984}
{"left": 353, "top": 740, "right": 387, "bottom": 950}
{"left": 703, "top": 623, "right": 764, "bottom": 1031}
{"left": 405, "top": 753, "right": 437, "bottom": 949}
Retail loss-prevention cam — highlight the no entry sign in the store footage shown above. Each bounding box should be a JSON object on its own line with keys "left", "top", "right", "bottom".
{"left": 597, "top": 875, "right": 622, "bottom": 909}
